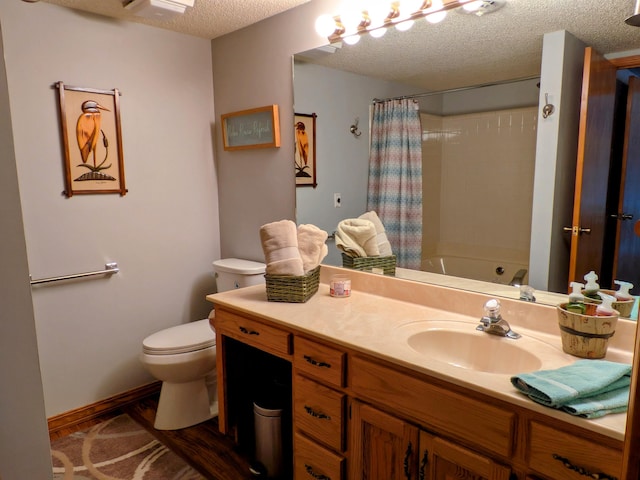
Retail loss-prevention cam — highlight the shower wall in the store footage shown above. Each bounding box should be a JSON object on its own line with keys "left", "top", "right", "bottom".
{"left": 421, "top": 107, "right": 538, "bottom": 277}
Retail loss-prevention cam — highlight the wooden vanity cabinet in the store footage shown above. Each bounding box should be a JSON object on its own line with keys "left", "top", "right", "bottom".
{"left": 348, "top": 400, "right": 420, "bottom": 480}
{"left": 526, "top": 421, "right": 622, "bottom": 480}
{"left": 214, "top": 306, "right": 624, "bottom": 480}
{"left": 348, "top": 401, "right": 512, "bottom": 480}
{"left": 293, "top": 336, "right": 347, "bottom": 480}
{"left": 419, "top": 430, "right": 512, "bottom": 480}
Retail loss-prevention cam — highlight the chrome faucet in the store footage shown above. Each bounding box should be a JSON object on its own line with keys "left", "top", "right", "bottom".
{"left": 476, "top": 299, "right": 521, "bottom": 339}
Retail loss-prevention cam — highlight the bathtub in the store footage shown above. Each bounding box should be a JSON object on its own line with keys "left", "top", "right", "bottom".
{"left": 422, "top": 255, "right": 528, "bottom": 285}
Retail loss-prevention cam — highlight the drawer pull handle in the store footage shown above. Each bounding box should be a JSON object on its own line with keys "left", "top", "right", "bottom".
{"left": 552, "top": 454, "right": 618, "bottom": 480}
{"left": 303, "top": 355, "right": 331, "bottom": 368}
{"left": 238, "top": 326, "right": 259, "bottom": 335}
{"left": 304, "top": 464, "right": 330, "bottom": 480}
{"left": 419, "top": 449, "right": 428, "bottom": 480}
{"left": 404, "top": 441, "right": 413, "bottom": 480}
{"left": 304, "top": 405, "right": 331, "bottom": 420}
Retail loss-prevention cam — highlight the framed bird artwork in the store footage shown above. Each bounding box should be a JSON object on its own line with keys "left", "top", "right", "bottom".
{"left": 294, "top": 112, "right": 317, "bottom": 188}
{"left": 55, "top": 82, "right": 127, "bottom": 197}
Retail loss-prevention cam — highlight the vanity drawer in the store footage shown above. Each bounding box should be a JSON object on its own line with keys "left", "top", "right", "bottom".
{"left": 294, "top": 336, "right": 345, "bottom": 387}
{"left": 294, "top": 374, "right": 345, "bottom": 451}
{"left": 214, "top": 309, "right": 291, "bottom": 358}
{"left": 294, "top": 432, "right": 344, "bottom": 480}
{"left": 527, "top": 421, "right": 622, "bottom": 480}
{"left": 348, "top": 355, "right": 515, "bottom": 458}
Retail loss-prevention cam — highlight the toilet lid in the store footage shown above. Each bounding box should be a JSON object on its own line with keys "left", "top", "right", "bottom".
{"left": 143, "top": 319, "right": 216, "bottom": 355}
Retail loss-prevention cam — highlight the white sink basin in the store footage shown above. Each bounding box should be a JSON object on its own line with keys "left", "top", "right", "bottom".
{"left": 395, "top": 320, "right": 571, "bottom": 375}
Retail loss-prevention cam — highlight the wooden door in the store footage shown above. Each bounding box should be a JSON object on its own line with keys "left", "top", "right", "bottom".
{"left": 418, "top": 430, "right": 511, "bottom": 480}
{"left": 349, "top": 400, "right": 419, "bottom": 480}
{"left": 568, "top": 47, "right": 618, "bottom": 287}
{"left": 613, "top": 75, "right": 640, "bottom": 288}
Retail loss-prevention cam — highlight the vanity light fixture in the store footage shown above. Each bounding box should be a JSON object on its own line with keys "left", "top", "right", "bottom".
{"left": 123, "top": 0, "right": 195, "bottom": 20}
{"left": 316, "top": 0, "right": 505, "bottom": 44}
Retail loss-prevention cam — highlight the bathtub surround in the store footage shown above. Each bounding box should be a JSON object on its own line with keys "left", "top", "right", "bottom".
{"left": 421, "top": 107, "right": 537, "bottom": 274}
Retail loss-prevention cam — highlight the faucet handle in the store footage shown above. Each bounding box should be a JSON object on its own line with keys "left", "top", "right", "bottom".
{"left": 483, "top": 299, "right": 501, "bottom": 319}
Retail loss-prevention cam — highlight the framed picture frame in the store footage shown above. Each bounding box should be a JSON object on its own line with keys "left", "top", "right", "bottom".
{"left": 221, "top": 104, "right": 281, "bottom": 151}
{"left": 295, "top": 112, "right": 317, "bottom": 188}
{"left": 56, "top": 82, "right": 127, "bottom": 197}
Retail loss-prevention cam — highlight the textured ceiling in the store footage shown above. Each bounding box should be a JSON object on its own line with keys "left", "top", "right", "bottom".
{"left": 37, "top": 0, "right": 312, "bottom": 39}
{"left": 36, "top": 0, "right": 640, "bottom": 92}
{"left": 298, "top": 0, "right": 640, "bottom": 91}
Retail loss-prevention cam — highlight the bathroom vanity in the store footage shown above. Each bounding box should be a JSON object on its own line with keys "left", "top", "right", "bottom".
{"left": 207, "top": 266, "right": 636, "bottom": 480}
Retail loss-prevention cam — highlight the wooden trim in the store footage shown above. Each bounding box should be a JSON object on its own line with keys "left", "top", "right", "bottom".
{"left": 48, "top": 381, "right": 161, "bottom": 441}
{"left": 609, "top": 55, "right": 640, "bottom": 69}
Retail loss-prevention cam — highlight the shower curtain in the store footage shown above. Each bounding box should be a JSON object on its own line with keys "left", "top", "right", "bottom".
{"left": 367, "top": 98, "right": 423, "bottom": 269}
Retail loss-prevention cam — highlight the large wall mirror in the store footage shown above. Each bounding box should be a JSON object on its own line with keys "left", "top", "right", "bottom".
{"left": 294, "top": 0, "right": 640, "bottom": 307}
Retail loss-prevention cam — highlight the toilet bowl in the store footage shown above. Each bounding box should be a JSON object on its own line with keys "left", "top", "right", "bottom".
{"left": 140, "top": 258, "right": 266, "bottom": 430}
{"left": 141, "top": 319, "right": 217, "bottom": 430}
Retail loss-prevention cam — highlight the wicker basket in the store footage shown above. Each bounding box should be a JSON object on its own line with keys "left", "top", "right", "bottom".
{"left": 265, "top": 266, "right": 320, "bottom": 303}
{"left": 557, "top": 303, "right": 618, "bottom": 359}
{"left": 341, "top": 253, "right": 396, "bottom": 276}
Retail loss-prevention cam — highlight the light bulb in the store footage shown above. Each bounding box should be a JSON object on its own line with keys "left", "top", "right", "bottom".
{"left": 343, "top": 34, "right": 361, "bottom": 45}
{"left": 424, "top": 0, "right": 446, "bottom": 24}
{"left": 399, "top": 0, "right": 423, "bottom": 15}
{"left": 395, "top": 19, "right": 414, "bottom": 31}
{"left": 339, "top": 1, "right": 365, "bottom": 33}
{"left": 425, "top": 10, "right": 447, "bottom": 23}
{"left": 463, "top": 0, "right": 484, "bottom": 12}
{"left": 315, "top": 14, "right": 338, "bottom": 37}
{"left": 367, "top": 0, "right": 391, "bottom": 25}
{"left": 369, "top": 27, "right": 387, "bottom": 38}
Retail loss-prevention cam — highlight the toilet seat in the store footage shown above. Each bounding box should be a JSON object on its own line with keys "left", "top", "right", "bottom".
{"left": 143, "top": 319, "right": 216, "bottom": 355}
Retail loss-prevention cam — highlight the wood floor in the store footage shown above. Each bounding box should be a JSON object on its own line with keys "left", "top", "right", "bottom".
{"left": 121, "top": 394, "right": 256, "bottom": 480}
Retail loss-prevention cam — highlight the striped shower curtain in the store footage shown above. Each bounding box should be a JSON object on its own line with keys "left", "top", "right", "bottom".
{"left": 367, "top": 98, "right": 422, "bottom": 269}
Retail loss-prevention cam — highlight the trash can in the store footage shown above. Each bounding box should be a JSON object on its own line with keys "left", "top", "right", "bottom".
{"left": 253, "top": 401, "right": 283, "bottom": 478}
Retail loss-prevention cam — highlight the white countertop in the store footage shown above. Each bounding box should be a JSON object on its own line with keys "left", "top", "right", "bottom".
{"left": 207, "top": 266, "right": 636, "bottom": 442}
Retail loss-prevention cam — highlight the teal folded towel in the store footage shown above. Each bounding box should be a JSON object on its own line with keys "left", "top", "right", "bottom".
{"left": 511, "top": 360, "right": 631, "bottom": 418}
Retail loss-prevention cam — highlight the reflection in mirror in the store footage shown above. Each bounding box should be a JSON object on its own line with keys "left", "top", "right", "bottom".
{"left": 294, "top": 0, "right": 640, "bottom": 307}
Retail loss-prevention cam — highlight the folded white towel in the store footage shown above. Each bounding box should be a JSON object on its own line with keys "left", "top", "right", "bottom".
{"left": 297, "top": 224, "right": 328, "bottom": 273}
{"left": 260, "top": 220, "right": 305, "bottom": 276}
{"left": 335, "top": 219, "right": 380, "bottom": 257}
{"left": 359, "top": 211, "right": 393, "bottom": 256}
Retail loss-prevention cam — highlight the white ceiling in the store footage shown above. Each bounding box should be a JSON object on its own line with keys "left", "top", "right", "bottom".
{"left": 36, "top": 0, "right": 640, "bottom": 91}
{"left": 37, "top": 0, "right": 312, "bottom": 39}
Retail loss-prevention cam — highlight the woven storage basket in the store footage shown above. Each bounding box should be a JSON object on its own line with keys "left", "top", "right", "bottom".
{"left": 341, "top": 253, "right": 396, "bottom": 276}
{"left": 265, "top": 266, "right": 320, "bottom": 303}
{"left": 556, "top": 303, "right": 618, "bottom": 359}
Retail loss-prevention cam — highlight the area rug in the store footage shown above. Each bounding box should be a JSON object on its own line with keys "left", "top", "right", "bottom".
{"left": 51, "top": 413, "right": 205, "bottom": 480}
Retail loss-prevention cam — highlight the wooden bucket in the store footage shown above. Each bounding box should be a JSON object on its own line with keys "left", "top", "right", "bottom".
{"left": 557, "top": 303, "right": 618, "bottom": 359}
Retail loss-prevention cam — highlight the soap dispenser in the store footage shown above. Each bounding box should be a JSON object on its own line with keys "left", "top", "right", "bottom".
{"left": 596, "top": 292, "right": 617, "bottom": 316}
{"left": 614, "top": 280, "right": 634, "bottom": 301}
{"left": 566, "top": 282, "right": 586, "bottom": 314}
{"left": 583, "top": 271, "right": 600, "bottom": 299}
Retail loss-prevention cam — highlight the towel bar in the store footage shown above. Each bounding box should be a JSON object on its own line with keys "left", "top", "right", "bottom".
{"left": 30, "top": 262, "right": 119, "bottom": 285}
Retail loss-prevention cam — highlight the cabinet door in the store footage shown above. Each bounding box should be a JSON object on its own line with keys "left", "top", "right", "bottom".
{"left": 349, "top": 400, "right": 419, "bottom": 480}
{"left": 419, "top": 430, "right": 512, "bottom": 480}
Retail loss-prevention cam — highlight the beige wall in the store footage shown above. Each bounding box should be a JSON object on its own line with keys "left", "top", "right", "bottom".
{"left": 211, "top": 0, "right": 341, "bottom": 261}
{"left": 1, "top": 1, "right": 220, "bottom": 418}
{"left": 0, "top": 22, "right": 52, "bottom": 480}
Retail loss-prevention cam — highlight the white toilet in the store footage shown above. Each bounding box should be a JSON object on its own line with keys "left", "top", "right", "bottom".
{"left": 140, "top": 258, "right": 266, "bottom": 430}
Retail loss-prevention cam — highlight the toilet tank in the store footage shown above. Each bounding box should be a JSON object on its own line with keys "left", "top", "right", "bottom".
{"left": 212, "top": 258, "right": 266, "bottom": 293}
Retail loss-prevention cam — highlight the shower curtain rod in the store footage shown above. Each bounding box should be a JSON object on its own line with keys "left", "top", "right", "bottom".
{"left": 372, "top": 75, "right": 541, "bottom": 104}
